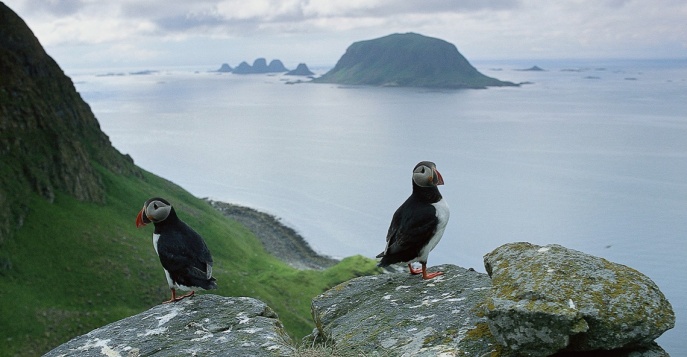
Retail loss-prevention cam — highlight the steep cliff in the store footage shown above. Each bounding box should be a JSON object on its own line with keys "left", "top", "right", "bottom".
{"left": 0, "top": 2, "right": 140, "bottom": 243}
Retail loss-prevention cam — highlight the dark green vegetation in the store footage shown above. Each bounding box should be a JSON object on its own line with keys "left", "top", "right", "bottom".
{"left": 0, "top": 3, "right": 140, "bottom": 247}
{"left": 0, "top": 3, "right": 381, "bottom": 356}
{"left": 314, "top": 32, "right": 518, "bottom": 89}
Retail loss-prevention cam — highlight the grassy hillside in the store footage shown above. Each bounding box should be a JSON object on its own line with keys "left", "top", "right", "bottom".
{"left": 0, "top": 4, "right": 381, "bottom": 355}
{"left": 0, "top": 166, "right": 381, "bottom": 356}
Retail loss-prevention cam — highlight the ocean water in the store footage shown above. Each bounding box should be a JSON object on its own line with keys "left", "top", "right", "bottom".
{"left": 70, "top": 59, "right": 686, "bottom": 354}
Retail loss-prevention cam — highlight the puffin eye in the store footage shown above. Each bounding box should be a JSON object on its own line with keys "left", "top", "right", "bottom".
{"left": 153, "top": 203, "right": 159, "bottom": 209}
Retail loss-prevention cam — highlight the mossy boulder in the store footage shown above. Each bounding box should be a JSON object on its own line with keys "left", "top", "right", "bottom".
{"left": 484, "top": 243, "right": 674, "bottom": 356}
{"left": 308, "top": 264, "right": 503, "bottom": 356}
{"left": 44, "top": 294, "right": 294, "bottom": 356}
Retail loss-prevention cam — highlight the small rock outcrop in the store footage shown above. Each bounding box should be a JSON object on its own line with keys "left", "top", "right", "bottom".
{"left": 308, "top": 265, "right": 502, "bottom": 356}
{"left": 252, "top": 58, "right": 269, "bottom": 72}
{"left": 232, "top": 61, "right": 253, "bottom": 74}
{"left": 517, "top": 65, "right": 545, "bottom": 71}
{"left": 208, "top": 200, "right": 337, "bottom": 270}
{"left": 216, "top": 63, "right": 232, "bottom": 72}
{"left": 484, "top": 242, "right": 675, "bottom": 356}
{"left": 232, "top": 58, "right": 289, "bottom": 74}
{"left": 286, "top": 63, "right": 314, "bottom": 76}
{"left": 44, "top": 295, "right": 293, "bottom": 357}
{"left": 267, "top": 59, "right": 288, "bottom": 72}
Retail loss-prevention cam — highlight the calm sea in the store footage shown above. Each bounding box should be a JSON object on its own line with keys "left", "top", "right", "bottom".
{"left": 70, "top": 59, "right": 686, "bottom": 354}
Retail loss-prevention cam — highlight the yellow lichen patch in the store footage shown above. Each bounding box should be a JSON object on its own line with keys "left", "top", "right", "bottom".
{"left": 464, "top": 322, "right": 491, "bottom": 340}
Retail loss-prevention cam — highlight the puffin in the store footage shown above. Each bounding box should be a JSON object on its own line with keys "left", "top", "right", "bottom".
{"left": 377, "top": 161, "right": 450, "bottom": 280}
{"left": 135, "top": 197, "right": 217, "bottom": 303}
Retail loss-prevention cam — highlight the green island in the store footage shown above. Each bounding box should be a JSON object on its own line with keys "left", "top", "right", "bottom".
{"left": 314, "top": 32, "right": 518, "bottom": 89}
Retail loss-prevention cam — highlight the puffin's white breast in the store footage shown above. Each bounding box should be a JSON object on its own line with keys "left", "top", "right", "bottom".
{"left": 416, "top": 198, "right": 450, "bottom": 262}
{"left": 153, "top": 233, "right": 190, "bottom": 290}
{"left": 153, "top": 233, "right": 161, "bottom": 255}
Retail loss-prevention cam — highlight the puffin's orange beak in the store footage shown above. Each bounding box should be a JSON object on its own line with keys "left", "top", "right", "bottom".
{"left": 136, "top": 209, "right": 147, "bottom": 228}
{"left": 435, "top": 169, "right": 445, "bottom": 185}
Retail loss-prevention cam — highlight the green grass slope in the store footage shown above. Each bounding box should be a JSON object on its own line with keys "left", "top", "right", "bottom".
{"left": 0, "top": 4, "right": 381, "bottom": 355}
{"left": 0, "top": 166, "right": 381, "bottom": 356}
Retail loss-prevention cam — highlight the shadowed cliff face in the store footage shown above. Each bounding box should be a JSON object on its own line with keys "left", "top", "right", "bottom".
{"left": 0, "top": 3, "right": 140, "bottom": 243}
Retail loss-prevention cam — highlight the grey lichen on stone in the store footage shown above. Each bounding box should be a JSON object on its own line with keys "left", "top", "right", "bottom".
{"left": 44, "top": 294, "right": 294, "bottom": 357}
{"left": 484, "top": 242, "right": 674, "bottom": 356}
{"left": 308, "top": 264, "right": 505, "bottom": 356}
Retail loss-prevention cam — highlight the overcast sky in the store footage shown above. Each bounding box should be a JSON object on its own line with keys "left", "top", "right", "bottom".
{"left": 4, "top": 0, "right": 687, "bottom": 70}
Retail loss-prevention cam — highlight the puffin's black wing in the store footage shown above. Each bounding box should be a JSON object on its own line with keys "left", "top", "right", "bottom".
{"left": 156, "top": 222, "right": 216, "bottom": 289}
{"left": 378, "top": 201, "right": 438, "bottom": 266}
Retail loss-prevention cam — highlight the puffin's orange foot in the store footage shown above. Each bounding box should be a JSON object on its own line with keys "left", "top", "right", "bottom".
{"left": 419, "top": 263, "right": 443, "bottom": 280}
{"left": 408, "top": 264, "right": 422, "bottom": 275}
{"left": 422, "top": 271, "right": 443, "bottom": 280}
{"left": 163, "top": 289, "right": 195, "bottom": 304}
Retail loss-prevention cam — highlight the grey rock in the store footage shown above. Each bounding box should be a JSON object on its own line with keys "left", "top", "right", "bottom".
{"left": 484, "top": 242, "right": 675, "bottom": 356}
{"left": 207, "top": 200, "right": 337, "bottom": 270}
{"left": 233, "top": 61, "right": 253, "bottom": 74}
{"left": 45, "top": 294, "right": 294, "bottom": 357}
{"left": 549, "top": 341, "right": 669, "bottom": 357}
{"left": 252, "top": 58, "right": 269, "bottom": 72}
{"left": 217, "top": 63, "right": 232, "bottom": 72}
{"left": 309, "top": 264, "right": 505, "bottom": 356}
{"left": 286, "top": 63, "right": 314, "bottom": 76}
{"left": 267, "top": 59, "right": 288, "bottom": 72}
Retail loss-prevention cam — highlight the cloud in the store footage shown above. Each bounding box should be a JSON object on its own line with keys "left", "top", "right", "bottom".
{"left": 7, "top": 0, "right": 524, "bottom": 42}
{"left": 3, "top": 0, "right": 686, "bottom": 68}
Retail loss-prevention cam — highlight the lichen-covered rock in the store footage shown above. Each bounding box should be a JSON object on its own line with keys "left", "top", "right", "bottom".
{"left": 44, "top": 294, "right": 293, "bottom": 357}
{"left": 309, "top": 264, "right": 505, "bottom": 356}
{"left": 484, "top": 243, "right": 674, "bottom": 356}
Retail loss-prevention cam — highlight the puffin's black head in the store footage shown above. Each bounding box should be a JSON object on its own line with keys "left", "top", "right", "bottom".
{"left": 136, "top": 197, "right": 173, "bottom": 228}
{"left": 412, "top": 161, "right": 444, "bottom": 188}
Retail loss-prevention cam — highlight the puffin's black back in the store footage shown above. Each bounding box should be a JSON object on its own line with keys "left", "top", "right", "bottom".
{"left": 153, "top": 208, "right": 217, "bottom": 290}
{"left": 377, "top": 182, "right": 443, "bottom": 266}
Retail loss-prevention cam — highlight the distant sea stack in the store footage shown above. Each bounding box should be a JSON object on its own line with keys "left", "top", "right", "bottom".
{"left": 267, "top": 59, "right": 288, "bottom": 72}
{"left": 216, "top": 63, "right": 232, "bottom": 72}
{"left": 232, "top": 61, "right": 253, "bottom": 74}
{"left": 314, "top": 33, "right": 517, "bottom": 89}
{"left": 517, "top": 65, "right": 545, "bottom": 71}
{"left": 232, "top": 58, "right": 289, "bottom": 74}
{"left": 251, "top": 58, "right": 269, "bottom": 72}
{"left": 286, "top": 63, "right": 314, "bottom": 76}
